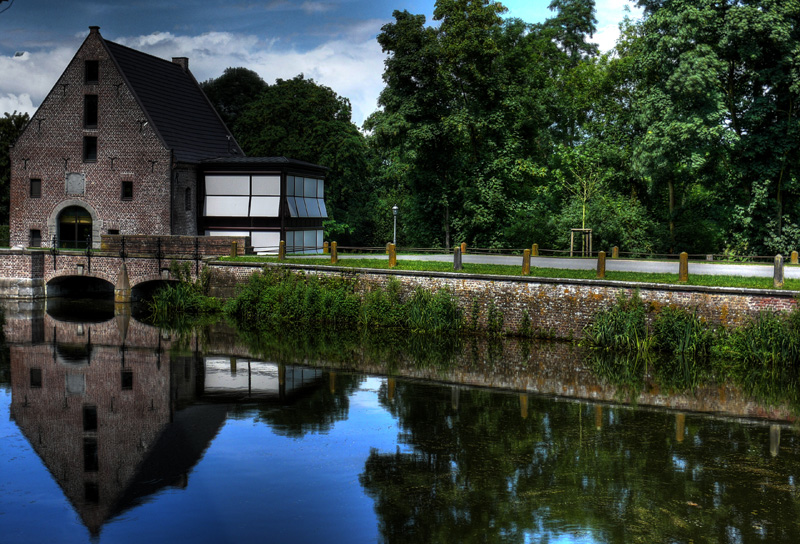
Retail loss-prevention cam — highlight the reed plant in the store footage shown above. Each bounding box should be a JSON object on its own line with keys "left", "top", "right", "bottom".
{"left": 651, "top": 307, "right": 712, "bottom": 356}
{"left": 582, "top": 291, "right": 652, "bottom": 352}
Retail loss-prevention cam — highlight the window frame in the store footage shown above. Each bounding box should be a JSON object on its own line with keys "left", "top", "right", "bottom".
{"left": 84, "top": 60, "right": 99, "bottom": 84}
{"left": 121, "top": 180, "right": 133, "bottom": 201}
{"left": 84, "top": 94, "right": 98, "bottom": 129}
{"left": 83, "top": 136, "right": 97, "bottom": 162}
{"left": 29, "top": 178, "right": 41, "bottom": 198}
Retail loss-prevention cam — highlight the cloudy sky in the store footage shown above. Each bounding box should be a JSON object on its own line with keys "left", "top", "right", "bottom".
{"left": 0, "top": 0, "right": 641, "bottom": 126}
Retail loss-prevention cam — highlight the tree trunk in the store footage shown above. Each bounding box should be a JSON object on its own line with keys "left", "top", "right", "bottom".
{"left": 668, "top": 179, "right": 675, "bottom": 253}
{"left": 444, "top": 203, "right": 450, "bottom": 249}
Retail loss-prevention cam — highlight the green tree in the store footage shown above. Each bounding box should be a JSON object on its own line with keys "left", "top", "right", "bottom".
{"left": 0, "top": 111, "right": 29, "bottom": 226}
{"left": 200, "top": 67, "right": 267, "bottom": 129}
{"left": 234, "top": 75, "right": 372, "bottom": 244}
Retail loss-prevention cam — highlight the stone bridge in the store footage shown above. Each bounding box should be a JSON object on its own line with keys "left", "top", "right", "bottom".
{"left": 0, "top": 235, "right": 248, "bottom": 302}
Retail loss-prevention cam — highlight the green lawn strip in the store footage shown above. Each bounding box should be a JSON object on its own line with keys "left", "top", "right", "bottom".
{"left": 219, "top": 255, "right": 800, "bottom": 291}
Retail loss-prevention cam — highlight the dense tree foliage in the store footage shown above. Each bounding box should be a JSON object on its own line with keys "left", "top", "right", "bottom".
{"left": 0, "top": 111, "right": 29, "bottom": 226}
{"left": 233, "top": 75, "right": 374, "bottom": 244}
{"left": 200, "top": 67, "right": 267, "bottom": 129}
{"left": 205, "top": 0, "right": 799, "bottom": 255}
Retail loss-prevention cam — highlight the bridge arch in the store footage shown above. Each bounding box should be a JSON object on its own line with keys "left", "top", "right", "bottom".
{"left": 47, "top": 275, "right": 114, "bottom": 298}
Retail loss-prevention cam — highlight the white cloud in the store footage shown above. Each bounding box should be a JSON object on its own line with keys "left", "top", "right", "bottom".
{"left": 0, "top": 46, "right": 76, "bottom": 117}
{"left": 117, "top": 30, "right": 386, "bottom": 126}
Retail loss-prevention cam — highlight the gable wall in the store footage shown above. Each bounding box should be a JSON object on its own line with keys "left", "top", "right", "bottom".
{"left": 9, "top": 29, "right": 174, "bottom": 248}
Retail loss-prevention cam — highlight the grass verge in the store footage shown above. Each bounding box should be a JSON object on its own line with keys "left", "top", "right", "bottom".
{"left": 220, "top": 255, "right": 800, "bottom": 291}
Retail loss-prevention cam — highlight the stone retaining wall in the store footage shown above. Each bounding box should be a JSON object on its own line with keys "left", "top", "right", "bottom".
{"left": 207, "top": 262, "right": 799, "bottom": 339}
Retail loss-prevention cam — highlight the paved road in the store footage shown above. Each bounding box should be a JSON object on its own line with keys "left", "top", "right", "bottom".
{"left": 320, "top": 253, "right": 800, "bottom": 279}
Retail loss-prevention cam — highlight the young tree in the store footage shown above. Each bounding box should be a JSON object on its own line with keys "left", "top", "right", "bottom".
{"left": 0, "top": 111, "right": 29, "bottom": 225}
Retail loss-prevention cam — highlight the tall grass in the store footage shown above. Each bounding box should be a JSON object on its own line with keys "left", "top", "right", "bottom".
{"left": 148, "top": 263, "right": 221, "bottom": 325}
{"left": 224, "top": 268, "right": 463, "bottom": 333}
{"left": 582, "top": 291, "right": 651, "bottom": 352}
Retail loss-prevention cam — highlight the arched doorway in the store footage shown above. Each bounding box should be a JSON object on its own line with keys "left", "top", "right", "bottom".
{"left": 58, "top": 206, "right": 92, "bottom": 248}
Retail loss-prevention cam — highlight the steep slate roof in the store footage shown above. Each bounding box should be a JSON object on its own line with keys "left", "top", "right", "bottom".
{"left": 104, "top": 40, "right": 243, "bottom": 163}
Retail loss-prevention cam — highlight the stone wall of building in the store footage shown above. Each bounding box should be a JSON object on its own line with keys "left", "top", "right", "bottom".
{"left": 9, "top": 27, "right": 173, "bottom": 248}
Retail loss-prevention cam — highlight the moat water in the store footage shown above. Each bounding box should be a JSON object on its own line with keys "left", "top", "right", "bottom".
{"left": 0, "top": 300, "right": 799, "bottom": 543}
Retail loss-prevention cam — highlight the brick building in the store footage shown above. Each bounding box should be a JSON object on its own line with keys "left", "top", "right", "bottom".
{"left": 9, "top": 26, "right": 327, "bottom": 253}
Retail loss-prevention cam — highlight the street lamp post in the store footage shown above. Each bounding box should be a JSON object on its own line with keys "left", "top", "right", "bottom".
{"left": 392, "top": 205, "right": 398, "bottom": 246}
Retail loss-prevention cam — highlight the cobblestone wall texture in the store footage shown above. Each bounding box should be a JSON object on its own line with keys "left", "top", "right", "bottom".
{"left": 207, "top": 262, "right": 799, "bottom": 339}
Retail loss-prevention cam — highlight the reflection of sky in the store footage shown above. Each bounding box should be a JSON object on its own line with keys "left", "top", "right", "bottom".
{"left": 99, "top": 376, "right": 403, "bottom": 543}
{"left": 0, "top": 390, "right": 90, "bottom": 542}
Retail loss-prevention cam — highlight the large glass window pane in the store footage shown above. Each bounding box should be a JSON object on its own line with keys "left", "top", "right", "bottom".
{"left": 287, "top": 176, "right": 295, "bottom": 196}
{"left": 204, "top": 196, "right": 249, "bottom": 216}
{"left": 317, "top": 179, "right": 324, "bottom": 198}
{"left": 304, "top": 230, "right": 316, "bottom": 254}
{"left": 286, "top": 231, "right": 295, "bottom": 253}
{"left": 317, "top": 230, "right": 324, "bottom": 253}
{"left": 205, "top": 175, "right": 249, "bottom": 196}
{"left": 318, "top": 199, "right": 328, "bottom": 218}
{"left": 304, "top": 178, "right": 316, "bottom": 198}
{"left": 287, "top": 196, "right": 298, "bottom": 217}
{"left": 304, "top": 198, "right": 320, "bottom": 218}
{"left": 295, "top": 196, "right": 308, "bottom": 217}
{"left": 252, "top": 176, "right": 280, "bottom": 196}
{"left": 250, "top": 196, "right": 280, "bottom": 217}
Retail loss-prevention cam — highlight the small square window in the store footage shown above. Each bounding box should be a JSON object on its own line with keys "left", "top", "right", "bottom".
{"left": 30, "top": 178, "right": 41, "bottom": 198}
{"left": 84, "top": 95, "right": 98, "bottom": 128}
{"left": 83, "top": 136, "right": 97, "bottom": 162}
{"left": 121, "top": 370, "right": 133, "bottom": 390}
{"left": 85, "top": 60, "right": 99, "bottom": 84}
{"left": 30, "top": 229, "right": 41, "bottom": 247}
{"left": 30, "top": 368, "right": 42, "bottom": 388}
{"left": 121, "top": 181, "right": 133, "bottom": 200}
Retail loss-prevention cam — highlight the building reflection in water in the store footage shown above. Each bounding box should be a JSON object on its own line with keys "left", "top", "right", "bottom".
{"left": 6, "top": 305, "right": 324, "bottom": 537}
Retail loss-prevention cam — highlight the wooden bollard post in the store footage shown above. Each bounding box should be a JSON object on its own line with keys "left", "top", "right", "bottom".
{"left": 453, "top": 247, "right": 462, "bottom": 271}
{"left": 774, "top": 254, "right": 784, "bottom": 288}
{"left": 679, "top": 252, "right": 689, "bottom": 282}
{"left": 278, "top": 240, "right": 286, "bottom": 260}
{"left": 612, "top": 246, "right": 619, "bottom": 259}
{"left": 385, "top": 242, "right": 391, "bottom": 255}
{"left": 389, "top": 243, "right": 397, "bottom": 268}
{"left": 597, "top": 250, "right": 606, "bottom": 279}
{"left": 461, "top": 242, "right": 467, "bottom": 255}
{"left": 230, "top": 240, "right": 238, "bottom": 258}
{"left": 331, "top": 241, "right": 338, "bottom": 264}
{"left": 531, "top": 243, "right": 539, "bottom": 257}
{"left": 522, "top": 249, "right": 531, "bottom": 275}
{"left": 323, "top": 241, "right": 329, "bottom": 254}
{"left": 792, "top": 250, "right": 798, "bottom": 265}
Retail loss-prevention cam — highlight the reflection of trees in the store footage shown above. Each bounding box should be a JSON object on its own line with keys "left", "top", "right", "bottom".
{"left": 360, "top": 381, "right": 800, "bottom": 543}
{"left": 241, "top": 372, "right": 365, "bottom": 438}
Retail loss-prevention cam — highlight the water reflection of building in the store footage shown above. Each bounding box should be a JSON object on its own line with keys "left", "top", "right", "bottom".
{"left": 6, "top": 307, "right": 324, "bottom": 537}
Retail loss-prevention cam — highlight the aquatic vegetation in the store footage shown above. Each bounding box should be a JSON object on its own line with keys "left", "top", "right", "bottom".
{"left": 582, "top": 291, "right": 651, "bottom": 352}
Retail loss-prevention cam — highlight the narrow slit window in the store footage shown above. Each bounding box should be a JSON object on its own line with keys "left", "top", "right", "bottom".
{"left": 83, "top": 136, "right": 97, "bottom": 162}
{"left": 83, "top": 405, "right": 98, "bottom": 432}
{"left": 30, "top": 368, "right": 42, "bottom": 388}
{"left": 85, "top": 60, "right": 99, "bottom": 84}
{"left": 121, "top": 370, "right": 133, "bottom": 390}
{"left": 29, "top": 229, "right": 41, "bottom": 247}
{"left": 121, "top": 180, "right": 133, "bottom": 200}
{"left": 84, "top": 95, "right": 98, "bottom": 128}
{"left": 29, "top": 178, "right": 41, "bottom": 198}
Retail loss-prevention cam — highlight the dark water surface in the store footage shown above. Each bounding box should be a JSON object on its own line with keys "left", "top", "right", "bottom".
{"left": 1, "top": 302, "right": 799, "bottom": 543}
